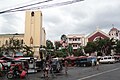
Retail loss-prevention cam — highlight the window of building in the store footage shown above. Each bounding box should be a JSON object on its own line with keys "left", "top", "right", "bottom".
{"left": 5, "top": 40, "right": 8, "bottom": 45}
{"left": 73, "top": 39, "right": 74, "bottom": 41}
{"left": 116, "top": 33, "right": 118, "bottom": 36}
{"left": 21, "top": 39, "right": 23, "bottom": 44}
{"left": 75, "top": 38, "right": 77, "bottom": 41}
{"left": 73, "top": 45, "right": 75, "bottom": 47}
{"left": 31, "top": 11, "right": 34, "bottom": 16}
{"left": 78, "top": 38, "right": 80, "bottom": 41}
{"left": 69, "top": 38, "right": 72, "bottom": 41}
{"left": 73, "top": 44, "right": 77, "bottom": 47}
{"left": 76, "top": 45, "right": 77, "bottom": 47}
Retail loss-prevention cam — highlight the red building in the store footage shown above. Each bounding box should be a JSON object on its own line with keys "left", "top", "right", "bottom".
{"left": 87, "top": 28, "right": 110, "bottom": 42}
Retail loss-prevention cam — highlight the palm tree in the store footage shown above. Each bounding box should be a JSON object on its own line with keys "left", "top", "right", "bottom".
{"left": 46, "top": 40, "right": 54, "bottom": 49}
{"left": 61, "top": 34, "right": 67, "bottom": 42}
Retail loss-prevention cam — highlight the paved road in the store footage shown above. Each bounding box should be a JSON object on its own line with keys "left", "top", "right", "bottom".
{"left": 1, "top": 62, "right": 120, "bottom": 80}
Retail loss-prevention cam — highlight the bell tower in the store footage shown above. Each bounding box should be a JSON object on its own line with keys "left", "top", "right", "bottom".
{"left": 24, "top": 10, "right": 42, "bottom": 57}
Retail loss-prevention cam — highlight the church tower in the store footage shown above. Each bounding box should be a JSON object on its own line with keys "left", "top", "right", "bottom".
{"left": 24, "top": 10, "right": 43, "bottom": 58}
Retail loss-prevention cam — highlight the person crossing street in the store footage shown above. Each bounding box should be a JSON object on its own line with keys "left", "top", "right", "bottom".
{"left": 64, "top": 60, "right": 68, "bottom": 75}
{"left": 96, "top": 58, "right": 100, "bottom": 70}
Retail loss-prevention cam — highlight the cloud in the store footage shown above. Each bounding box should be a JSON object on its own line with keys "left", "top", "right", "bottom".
{"left": 0, "top": 0, "right": 120, "bottom": 42}
{"left": 0, "top": 0, "right": 33, "bottom": 34}
{"left": 42, "top": 0, "right": 120, "bottom": 41}
{"left": 0, "top": 13, "right": 24, "bottom": 34}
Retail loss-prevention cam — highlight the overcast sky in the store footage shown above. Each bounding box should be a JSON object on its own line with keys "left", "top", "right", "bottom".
{"left": 0, "top": 0, "right": 120, "bottom": 42}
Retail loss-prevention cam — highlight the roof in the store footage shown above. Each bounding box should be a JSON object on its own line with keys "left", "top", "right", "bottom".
{"left": 110, "top": 27, "right": 118, "bottom": 31}
{"left": 0, "top": 33, "right": 24, "bottom": 35}
{"left": 87, "top": 29, "right": 110, "bottom": 39}
{"left": 67, "top": 34, "right": 85, "bottom": 38}
{"left": 0, "top": 33, "right": 24, "bottom": 37}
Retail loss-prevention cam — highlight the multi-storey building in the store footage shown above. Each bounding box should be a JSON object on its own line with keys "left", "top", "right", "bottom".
{"left": 67, "top": 34, "right": 86, "bottom": 50}
{"left": 0, "top": 10, "right": 46, "bottom": 59}
{"left": 109, "top": 27, "right": 120, "bottom": 40}
{"left": 0, "top": 33, "right": 24, "bottom": 47}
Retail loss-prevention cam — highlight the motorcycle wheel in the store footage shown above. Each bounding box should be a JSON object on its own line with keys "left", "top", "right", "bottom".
{"left": 7, "top": 73, "right": 14, "bottom": 79}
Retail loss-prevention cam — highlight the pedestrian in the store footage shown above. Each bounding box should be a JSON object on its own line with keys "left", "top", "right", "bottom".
{"left": 91, "top": 59, "right": 95, "bottom": 69}
{"left": 43, "top": 61, "right": 49, "bottom": 78}
{"left": 96, "top": 58, "right": 100, "bottom": 70}
{"left": 64, "top": 60, "right": 68, "bottom": 75}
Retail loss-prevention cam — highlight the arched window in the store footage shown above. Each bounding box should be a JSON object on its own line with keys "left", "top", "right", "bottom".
{"left": 5, "top": 40, "right": 8, "bottom": 45}
{"left": 31, "top": 11, "right": 34, "bottom": 16}
{"left": 93, "top": 36, "right": 103, "bottom": 41}
{"left": 21, "top": 39, "right": 23, "bottom": 44}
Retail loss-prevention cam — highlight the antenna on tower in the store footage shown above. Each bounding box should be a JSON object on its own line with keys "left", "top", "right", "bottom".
{"left": 112, "top": 24, "right": 114, "bottom": 27}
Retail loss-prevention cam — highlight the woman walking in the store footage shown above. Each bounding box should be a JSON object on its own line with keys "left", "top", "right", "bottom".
{"left": 64, "top": 60, "right": 68, "bottom": 75}
{"left": 96, "top": 58, "right": 100, "bottom": 70}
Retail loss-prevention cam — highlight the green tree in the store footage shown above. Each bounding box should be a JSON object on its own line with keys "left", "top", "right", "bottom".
{"left": 23, "top": 45, "right": 34, "bottom": 57}
{"left": 95, "top": 38, "right": 114, "bottom": 56}
{"left": 75, "top": 46, "right": 84, "bottom": 56}
{"left": 54, "top": 41, "right": 61, "bottom": 50}
{"left": 1, "top": 37, "right": 34, "bottom": 57}
{"left": 84, "top": 42, "right": 96, "bottom": 55}
{"left": 46, "top": 40, "right": 54, "bottom": 49}
{"left": 67, "top": 44, "right": 73, "bottom": 56}
{"left": 54, "top": 50, "right": 66, "bottom": 57}
{"left": 61, "top": 48, "right": 68, "bottom": 57}
{"left": 115, "top": 40, "right": 120, "bottom": 54}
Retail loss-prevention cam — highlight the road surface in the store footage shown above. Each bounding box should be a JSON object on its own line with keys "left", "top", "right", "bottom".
{"left": 1, "top": 62, "right": 120, "bottom": 80}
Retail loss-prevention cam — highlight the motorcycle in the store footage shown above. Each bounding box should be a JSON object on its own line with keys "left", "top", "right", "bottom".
{"left": 7, "top": 64, "right": 27, "bottom": 79}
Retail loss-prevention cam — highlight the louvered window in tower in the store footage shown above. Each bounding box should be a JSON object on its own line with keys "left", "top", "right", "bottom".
{"left": 31, "top": 11, "right": 34, "bottom": 17}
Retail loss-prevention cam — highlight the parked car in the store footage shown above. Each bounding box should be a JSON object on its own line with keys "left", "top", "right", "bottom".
{"left": 76, "top": 56, "right": 97, "bottom": 67}
{"left": 99, "top": 56, "right": 116, "bottom": 64}
{"left": 114, "top": 55, "right": 120, "bottom": 62}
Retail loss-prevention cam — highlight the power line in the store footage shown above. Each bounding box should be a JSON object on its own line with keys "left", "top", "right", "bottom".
{"left": 33, "top": 0, "right": 84, "bottom": 10}
{"left": 0, "top": 0, "right": 53, "bottom": 14}
{"left": 0, "top": 0, "right": 84, "bottom": 14}
{"left": 9, "top": 0, "right": 84, "bottom": 12}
